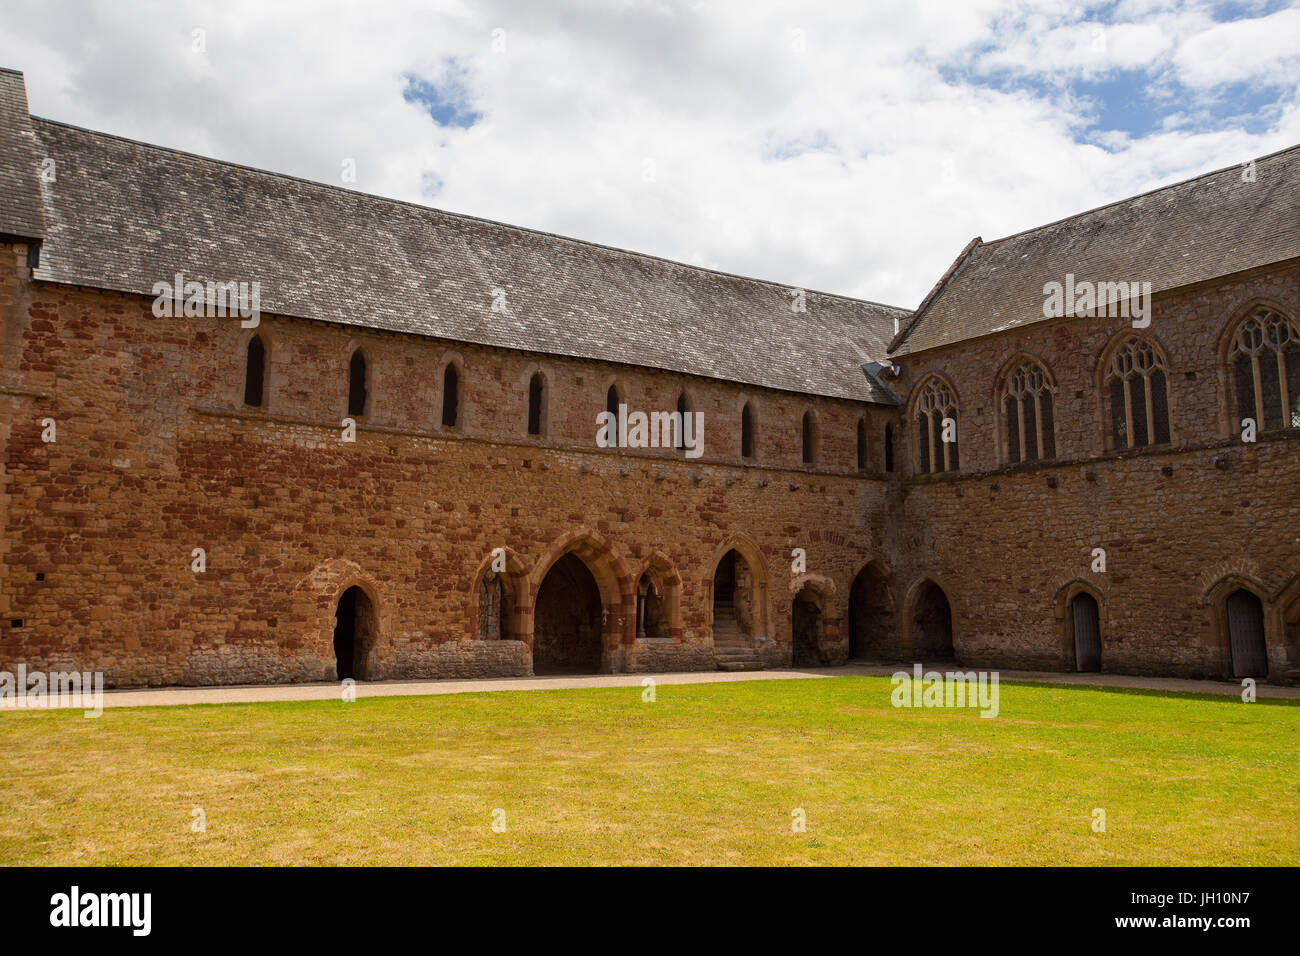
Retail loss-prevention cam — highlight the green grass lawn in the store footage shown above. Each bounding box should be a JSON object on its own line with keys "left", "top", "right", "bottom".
{"left": 1, "top": 676, "right": 1296, "bottom": 865}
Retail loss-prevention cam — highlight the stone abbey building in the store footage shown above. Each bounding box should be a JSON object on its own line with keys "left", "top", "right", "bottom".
{"left": 2, "top": 69, "right": 1298, "bottom": 687}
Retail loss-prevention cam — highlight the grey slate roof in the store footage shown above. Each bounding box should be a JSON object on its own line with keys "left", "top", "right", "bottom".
{"left": 892, "top": 144, "right": 1300, "bottom": 356}
{"left": 25, "top": 116, "right": 907, "bottom": 403}
{"left": 0, "top": 68, "right": 45, "bottom": 242}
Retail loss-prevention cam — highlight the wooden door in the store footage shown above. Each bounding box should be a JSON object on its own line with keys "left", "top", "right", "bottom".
{"left": 1227, "top": 590, "right": 1269, "bottom": 678}
{"left": 1071, "top": 594, "right": 1101, "bottom": 672}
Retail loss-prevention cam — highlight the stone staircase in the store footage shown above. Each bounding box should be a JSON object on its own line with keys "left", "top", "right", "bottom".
{"left": 712, "top": 600, "right": 763, "bottom": 671}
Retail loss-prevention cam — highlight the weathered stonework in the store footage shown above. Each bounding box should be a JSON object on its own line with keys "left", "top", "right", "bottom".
{"left": 0, "top": 270, "right": 891, "bottom": 686}
{"left": 888, "top": 261, "right": 1300, "bottom": 683}
{"left": 0, "top": 68, "right": 1296, "bottom": 688}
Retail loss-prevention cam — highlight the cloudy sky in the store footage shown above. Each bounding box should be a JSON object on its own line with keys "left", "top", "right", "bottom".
{"left": 2, "top": 0, "right": 1297, "bottom": 308}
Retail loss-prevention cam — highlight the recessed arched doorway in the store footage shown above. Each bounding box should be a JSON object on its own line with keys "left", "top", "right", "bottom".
{"left": 1226, "top": 588, "right": 1268, "bottom": 678}
{"left": 533, "top": 553, "right": 604, "bottom": 674}
{"left": 1070, "top": 592, "right": 1102, "bottom": 672}
{"left": 792, "top": 587, "right": 823, "bottom": 666}
{"left": 911, "top": 580, "right": 954, "bottom": 661}
{"left": 848, "top": 563, "right": 891, "bottom": 660}
{"left": 333, "top": 585, "right": 378, "bottom": 681}
{"left": 710, "top": 544, "right": 769, "bottom": 669}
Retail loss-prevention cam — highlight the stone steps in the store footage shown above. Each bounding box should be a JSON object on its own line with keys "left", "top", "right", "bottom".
{"left": 712, "top": 606, "right": 762, "bottom": 671}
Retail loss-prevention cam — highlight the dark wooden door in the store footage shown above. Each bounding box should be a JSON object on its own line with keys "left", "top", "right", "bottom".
{"left": 1071, "top": 594, "right": 1101, "bottom": 672}
{"left": 1227, "top": 590, "right": 1269, "bottom": 678}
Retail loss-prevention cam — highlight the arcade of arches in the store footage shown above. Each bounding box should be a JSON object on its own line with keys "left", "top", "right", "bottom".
{"left": 324, "top": 542, "right": 1294, "bottom": 684}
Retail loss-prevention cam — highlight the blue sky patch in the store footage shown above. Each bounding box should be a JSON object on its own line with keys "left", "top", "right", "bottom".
{"left": 402, "top": 64, "right": 482, "bottom": 129}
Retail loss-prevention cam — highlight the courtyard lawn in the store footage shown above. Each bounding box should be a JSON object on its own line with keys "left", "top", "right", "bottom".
{"left": 0, "top": 676, "right": 1296, "bottom": 866}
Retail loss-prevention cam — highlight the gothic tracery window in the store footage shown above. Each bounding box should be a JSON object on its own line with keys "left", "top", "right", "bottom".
{"left": 1230, "top": 307, "right": 1300, "bottom": 432}
{"left": 1104, "top": 336, "right": 1170, "bottom": 450}
{"left": 1002, "top": 358, "right": 1056, "bottom": 464}
{"left": 915, "top": 378, "right": 959, "bottom": 474}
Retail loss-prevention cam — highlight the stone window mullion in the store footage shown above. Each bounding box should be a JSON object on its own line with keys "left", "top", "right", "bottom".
{"left": 1142, "top": 371, "right": 1156, "bottom": 443}
{"left": 1033, "top": 393, "right": 1045, "bottom": 459}
{"left": 1121, "top": 375, "right": 1135, "bottom": 448}
{"left": 1277, "top": 347, "right": 1291, "bottom": 430}
{"left": 1017, "top": 395, "right": 1028, "bottom": 462}
{"left": 1250, "top": 353, "right": 1265, "bottom": 430}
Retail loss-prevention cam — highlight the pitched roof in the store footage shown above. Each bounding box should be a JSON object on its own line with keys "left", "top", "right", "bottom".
{"left": 892, "top": 144, "right": 1300, "bottom": 356}
{"left": 22, "top": 115, "right": 906, "bottom": 402}
{"left": 0, "top": 68, "right": 45, "bottom": 242}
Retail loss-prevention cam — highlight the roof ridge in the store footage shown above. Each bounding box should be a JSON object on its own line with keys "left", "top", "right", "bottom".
{"left": 31, "top": 115, "right": 910, "bottom": 315}
{"left": 888, "top": 236, "right": 982, "bottom": 353}
{"left": 983, "top": 141, "right": 1300, "bottom": 247}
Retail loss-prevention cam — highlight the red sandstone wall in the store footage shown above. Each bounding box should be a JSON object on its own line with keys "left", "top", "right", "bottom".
{"left": 888, "top": 260, "right": 1300, "bottom": 681}
{"left": 4, "top": 242, "right": 1297, "bottom": 687}
{"left": 0, "top": 249, "right": 888, "bottom": 686}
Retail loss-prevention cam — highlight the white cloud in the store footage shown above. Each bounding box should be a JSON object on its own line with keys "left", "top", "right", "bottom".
{"left": 1172, "top": 6, "right": 1300, "bottom": 88}
{"left": 0, "top": 0, "right": 1295, "bottom": 309}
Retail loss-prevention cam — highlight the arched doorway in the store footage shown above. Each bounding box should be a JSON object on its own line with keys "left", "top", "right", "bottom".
{"left": 713, "top": 548, "right": 764, "bottom": 637}
{"left": 1226, "top": 588, "right": 1268, "bottom": 678}
{"left": 848, "top": 563, "right": 891, "bottom": 660}
{"left": 912, "top": 580, "right": 954, "bottom": 661}
{"left": 1070, "top": 592, "right": 1101, "bottom": 672}
{"left": 334, "top": 585, "right": 377, "bottom": 680}
{"left": 792, "top": 588, "right": 823, "bottom": 666}
{"left": 533, "top": 553, "right": 604, "bottom": 674}
{"left": 711, "top": 545, "right": 768, "bottom": 669}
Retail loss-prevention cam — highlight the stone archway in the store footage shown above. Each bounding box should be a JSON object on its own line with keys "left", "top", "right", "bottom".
{"left": 533, "top": 553, "right": 604, "bottom": 673}
{"left": 333, "top": 585, "right": 379, "bottom": 681}
{"left": 848, "top": 562, "right": 893, "bottom": 660}
{"left": 792, "top": 586, "right": 824, "bottom": 666}
{"left": 707, "top": 535, "right": 770, "bottom": 641}
{"left": 469, "top": 547, "right": 529, "bottom": 643}
{"left": 1226, "top": 588, "right": 1268, "bottom": 678}
{"left": 910, "top": 579, "right": 954, "bottom": 661}
{"left": 526, "top": 530, "right": 634, "bottom": 673}
{"left": 1204, "top": 573, "right": 1274, "bottom": 680}
{"left": 292, "top": 559, "right": 389, "bottom": 682}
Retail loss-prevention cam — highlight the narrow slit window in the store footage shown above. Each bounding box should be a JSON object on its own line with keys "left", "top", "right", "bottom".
{"left": 741, "top": 402, "right": 755, "bottom": 459}
{"left": 348, "top": 350, "right": 367, "bottom": 417}
{"left": 528, "top": 373, "right": 544, "bottom": 436}
{"left": 442, "top": 363, "right": 460, "bottom": 428}
{"left": 244, "top": 336, "right": 266, "bottom": 408}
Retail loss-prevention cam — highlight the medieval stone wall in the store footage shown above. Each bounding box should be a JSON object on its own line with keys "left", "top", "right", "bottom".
{"left": 0, "top": 248, "right": 888, "bottom": 686}
{"left": 886, "top": 259, "right": 1300, "bottom": 681}
{"left": 3, "top": 241, "right": 1297, "bottom": 687}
